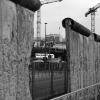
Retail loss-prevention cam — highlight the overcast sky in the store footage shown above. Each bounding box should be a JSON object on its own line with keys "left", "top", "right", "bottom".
{"left": 34, "top": 0, "right": 100, "bottom": 38}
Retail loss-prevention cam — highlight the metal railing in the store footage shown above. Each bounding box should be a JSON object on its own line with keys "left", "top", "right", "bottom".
{"left": 51, "top": 82, "right": 100, "bottom": 100}
{"left": 29, "top": 61, "right": 67, "bottom": 100}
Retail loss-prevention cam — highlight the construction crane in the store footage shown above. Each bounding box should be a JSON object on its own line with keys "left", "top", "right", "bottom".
{"left": 36, "top": 0, "right": 63, "bottom": 47}
{"left": 85, "top": 3, "right": 100, "bottom": 33}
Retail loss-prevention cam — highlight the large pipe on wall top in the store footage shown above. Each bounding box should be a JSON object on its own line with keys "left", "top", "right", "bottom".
{"left": 62, "top": 18, "right": 91, "bottom": 37}
{"left": 93, "top": 33, "right": 100, "bottom": 42}
{"left": 9, "top": 0, "right": 41, "bottom": 11}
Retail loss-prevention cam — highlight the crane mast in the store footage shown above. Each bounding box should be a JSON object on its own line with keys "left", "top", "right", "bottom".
{"left": 36, "top": 0, "right": 63, "bottom": 47}
{"left": 85, "top": 3, "right": 100, "bottom": 33}
{"left": 91, "top": 12, "right": 95, "bottom": 33}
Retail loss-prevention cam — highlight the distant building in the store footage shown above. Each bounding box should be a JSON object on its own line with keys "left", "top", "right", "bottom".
{"left": 52, "top": 43, "right": 66, "bottom": 49}
{"left": 46, "top": 34, "right": 60, "bottom": 43}
{"left": 33, "top": 34, "right": 66, "bottom": 48}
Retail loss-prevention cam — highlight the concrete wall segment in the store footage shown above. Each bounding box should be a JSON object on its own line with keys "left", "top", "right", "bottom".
{"left": 0, "top": 0, "right": 35, "bottom": 100}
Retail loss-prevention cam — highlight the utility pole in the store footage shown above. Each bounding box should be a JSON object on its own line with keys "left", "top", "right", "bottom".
{"left": 45, "top": 22, "right": 47, "bottom": 57}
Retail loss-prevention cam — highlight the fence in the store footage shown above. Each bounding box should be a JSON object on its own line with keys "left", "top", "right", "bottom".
{"left": 29, "top": 61, "right": 67, "bottom": 100}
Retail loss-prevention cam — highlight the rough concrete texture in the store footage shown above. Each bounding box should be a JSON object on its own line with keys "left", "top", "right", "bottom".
{"left": 51, "top": 20, "right": 100, "bottom": 100}
{"left": 54, "top": 22, "right": 100, "bottom": 100}
{"left": 63, "top": 21, "right": 100, "bottom": 92}
{"left": 68, "top": 30, "right": 100, "bottom": 91}
{"left": 0, "top": 0, "right": 34, "bottom": 100}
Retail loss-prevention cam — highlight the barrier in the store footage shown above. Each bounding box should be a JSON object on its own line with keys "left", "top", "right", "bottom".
{"left": 51, "top": 18, "right": 100, "bottom": 100}
{"left": 0, "top": 0, "right": 38, "bottom": 99}
{"left": 29, "top": 62, "right": 67, "bottom": 100}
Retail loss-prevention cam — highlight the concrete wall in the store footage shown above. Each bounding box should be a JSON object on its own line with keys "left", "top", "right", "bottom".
{"left": 61, "top": 18, "right": 100, "bottom": 93}
{"left": 51, "top": 18, "right": 100, "bottom": 100}
{"left": 0, "top": 0, "right": 34, "bottom": 100}
{"left": 66, "top": 25, "right": 100, "bottom": 92}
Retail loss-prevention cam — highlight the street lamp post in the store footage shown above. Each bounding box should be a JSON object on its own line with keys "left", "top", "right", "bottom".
{"left": 45, "top": 23, "right": 47, "bottom": 58}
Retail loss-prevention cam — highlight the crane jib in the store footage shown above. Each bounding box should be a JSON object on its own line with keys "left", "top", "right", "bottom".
{"left": 85, "top": 3, "right": 100, "bottom": 33}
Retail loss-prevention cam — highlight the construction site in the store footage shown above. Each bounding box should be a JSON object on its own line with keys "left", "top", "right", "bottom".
{"left": 0, "top": 0, "right": 100, "bottom": 100}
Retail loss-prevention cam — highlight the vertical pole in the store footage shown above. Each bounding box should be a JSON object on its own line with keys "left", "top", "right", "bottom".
{"left": 32, "top": 63, "right": 35, "bottom": 100}
{"left": 64, "top": 62, "right": 67, "bottom": 92}
{"left": 50, "top": 63, "right": 54, "bottom": 96}
{"left": 59, "top": 26, "right": 60, "bottom": 41}
{"left": 45, "top": 23, "right": 47, "bottom": 58}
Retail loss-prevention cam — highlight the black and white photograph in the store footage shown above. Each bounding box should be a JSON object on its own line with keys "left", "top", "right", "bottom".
{"left": 0, "top": 0, "right": 100, "bottom": 100}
